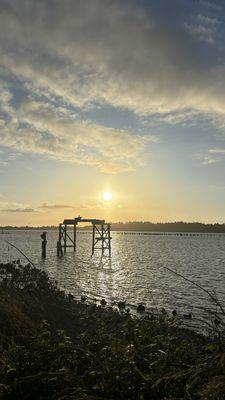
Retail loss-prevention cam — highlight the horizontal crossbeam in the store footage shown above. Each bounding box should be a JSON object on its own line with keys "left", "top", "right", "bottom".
{"left": 63, "top": 217, "right": 105, "bottom": 225}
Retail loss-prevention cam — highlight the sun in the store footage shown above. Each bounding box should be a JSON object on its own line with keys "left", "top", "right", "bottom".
{"left": 103, "top": 191, "right": 112, "bottom": 201}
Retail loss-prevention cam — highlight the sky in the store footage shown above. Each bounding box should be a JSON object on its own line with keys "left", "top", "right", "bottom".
{"left": 1, "top": 0, "right": 225, "bottom": 225}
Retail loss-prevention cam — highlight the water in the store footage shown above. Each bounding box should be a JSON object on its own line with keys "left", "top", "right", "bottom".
{"left": 1, "top": 230, "right": 225, "bottom": 331}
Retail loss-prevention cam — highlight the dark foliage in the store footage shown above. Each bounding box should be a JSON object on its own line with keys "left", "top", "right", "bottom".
{"left": 110, "top": 221, "right": 225, "bottom": 233}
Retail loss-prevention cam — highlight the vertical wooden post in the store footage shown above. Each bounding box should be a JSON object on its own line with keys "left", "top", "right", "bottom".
{"left": 57, "top": 224, "right": 63, "bottom": 256}
{"left": 40, "top": 231, "right": 47, "bottom": 259}
{"left": 101, "top": 224, "right": 104, "bottom": 255}
{"left": 58, "top": 224, "right": 62, "bottom": 244}
{"left": 57, "top": 241, "right": 63, "bottom": 257}
{"left": 92, "top": 223, "right": 95, "bottom": 255}
{"left": 64, "top": 224, "right": 67, "bottom": 253}
{"left": 74, "top": 223, "right": 76, "bottom": 252}
{"left": 108, "top": 223, "right": 111, "bottom": 257}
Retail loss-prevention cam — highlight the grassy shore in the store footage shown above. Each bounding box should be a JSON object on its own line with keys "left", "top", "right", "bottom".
{"left": 0, "top": 262, "right": 225, "bottom": 399}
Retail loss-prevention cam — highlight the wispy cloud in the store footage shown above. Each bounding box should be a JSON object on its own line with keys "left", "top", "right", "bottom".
{"left": 209, "top": 148, "right": 225, "bottom": 154}
{"left": 40, "top": 202, "right": 110, "bottom": 212}
{"left": 202, "top": 155, "right": 220, "bottom": 165}
{"left": 197, "top": 14, "right": 219, "bottom": 25}
{"left": 0, "top": 208, "right": 34, "bottom": 213}
{"left": 40, "top": 204, "right": 76, "bottom": 209}
{"left": 0, "top": 199, "right": 36, "bottom": 213}
{"left": 184, "top": 22, "right": 216, "bottom": 44}
{"left": 199, "top": 0, "right": 222, "bottom": 11}
{"left": 196, "top": 147, "right": 225, "bottom": 165}
{"left": 0, "top": 201, "right": 109, "bottom": 214}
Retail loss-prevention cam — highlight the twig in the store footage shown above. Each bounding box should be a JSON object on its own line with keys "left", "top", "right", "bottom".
{"left": 162, "top": 265, "right": 225, "bottom": 317}
{"left": 5, "top": 240, "right": 35, "bottom": 268}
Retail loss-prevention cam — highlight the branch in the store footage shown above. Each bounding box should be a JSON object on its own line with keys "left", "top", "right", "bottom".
{"left": 5, "top": 240, "right": 35, "bottom": 268}
{"left": 162, "top": 265, "right": 225, "bottom": 317}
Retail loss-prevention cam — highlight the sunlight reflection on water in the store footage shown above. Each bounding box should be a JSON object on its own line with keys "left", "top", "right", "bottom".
{"left": 1, "top": 230, "right": 225, "bottom": 330}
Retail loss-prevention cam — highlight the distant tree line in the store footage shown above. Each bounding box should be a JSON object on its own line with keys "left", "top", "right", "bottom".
{"left": 110, "top": 221, "right": 225, "bottom": 233}
{"left": 0, "top": 225, "right": 57, "bottom": 230}
{"left": 2, "top": 221, "right": 225, "bottom": 233}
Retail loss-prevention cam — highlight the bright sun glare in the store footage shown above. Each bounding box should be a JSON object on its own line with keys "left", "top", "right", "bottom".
{"left": 103, "top": 191, "right": 112, "bottom": 201}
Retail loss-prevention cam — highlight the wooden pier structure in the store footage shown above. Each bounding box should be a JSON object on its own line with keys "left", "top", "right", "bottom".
{"left": 57, "top": 217, "right": 111, "bottom": 256}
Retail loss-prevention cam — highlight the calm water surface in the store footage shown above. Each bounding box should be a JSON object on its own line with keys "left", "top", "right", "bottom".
{"left": 1, "top": 230, "right": 225, "bottom": 330}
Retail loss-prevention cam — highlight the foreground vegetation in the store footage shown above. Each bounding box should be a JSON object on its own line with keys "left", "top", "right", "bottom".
{"left": 0, "top": 262, "right": 225, "bottom": 399}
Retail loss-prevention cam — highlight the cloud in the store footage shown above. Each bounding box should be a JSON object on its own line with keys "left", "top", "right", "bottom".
{"left": 209, "top": 148, "right": 225, "bottom": 154}
{"left": 202, "top": 155, "right": 219, "bottom": 165}
{"left": 0, "top": 200, "right": 36, "bottom": 213}
{"left": 0, "top": 98, "right": 153, "bottom": 173}
{"left": 40, "top": 202, "right": 109, "bottom": 211}
{"left": 0, "top": 0, "right": 225, "bottom": 172}
{"left": 0, "top": 208, "right": 34, "bottom": 212}
{"left": 40, "top": 203, "right": 76, "bottom": 209}
{"left": 196, "top": 147, "right": 225, "bottom": 165}
{"left": 197, "top": 14, "right": 219, "bottom": 25}
{"left": 184, "top": 23, "right": 216, "bottom": 44}
{"left": 199, "top": 1, "right": 222, "bottom": 11}
{"left": 0, "top": 0, "right": 224, "bottom": 116}
{"left": 0, "top": 82, "right": 14, "bottom": 116}
{"left": 0, "top": 201, "right": 107, "bottom": 213}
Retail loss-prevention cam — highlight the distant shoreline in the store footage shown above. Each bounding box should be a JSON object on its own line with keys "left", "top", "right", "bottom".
{"left": 2, "top": 221, "right": 225, "bottom": 233}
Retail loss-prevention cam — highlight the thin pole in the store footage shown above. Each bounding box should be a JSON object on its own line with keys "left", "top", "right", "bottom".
{"left": 74, "top": 223, "right": 76, "bottom": 252}
{"left": 101, "top": 224, "right": 104, "bottom": 255}
{"left": 41, "top": 231, "right": 47, "bottom": 259}
{"left": 58, "top": 224, "right": 62, "bottom": 243}
{"left": 92, "top": 223, "right": 95, "bottom": 255}
{"left": 57, "top": 224, "right": 63, "bottom": 257}
{"left": 108, "top": 224, "right": 111, "bottom": 257}
{"left": 64, "top": 224, "right": 67, "bottom": 253}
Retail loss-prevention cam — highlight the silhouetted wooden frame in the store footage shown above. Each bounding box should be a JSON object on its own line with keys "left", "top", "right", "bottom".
{"left": 57, "top": 217, "right": 111, "bottom": 257}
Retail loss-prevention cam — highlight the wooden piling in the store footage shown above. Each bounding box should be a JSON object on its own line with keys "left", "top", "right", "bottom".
{"left": 40, "top": 231, "right": 47, "bottom": 259}
{"left": 57, "top": 240, "right": 63, "bottom": 257}
{"left": 108, "top": 224, "right": 111, "bottom": 257}
{"left": 64, "top": 224, "right": 67, "bottom": 254}
{"left": 92, "top": 223, "right": 95, "bottom": 255}
{"left": 101, "top": 224, "right": 104, "bottom": 255}
{"left": 74, "top": 223, "right": 76, "bottom": 252}
{"left": 59, "top": 224, "right": 62, "bottom": 246}
{"left": 57, "top": 224, "right": 63, "bottom": 257}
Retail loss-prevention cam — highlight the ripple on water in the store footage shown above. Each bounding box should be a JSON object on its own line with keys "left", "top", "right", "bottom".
{"left": 1, "top": 230, "right": 225, "bottom": 331}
